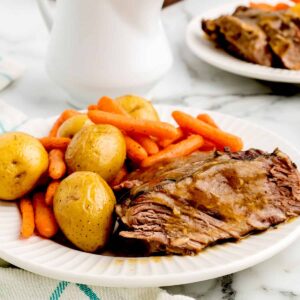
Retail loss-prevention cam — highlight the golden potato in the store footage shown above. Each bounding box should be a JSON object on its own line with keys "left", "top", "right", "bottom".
{"left": 0, "top": 132, "right": 48, "bottom": 200}
{"left": 54, "top": 171, "right": 116, "bottom": 252}
{"left": 116, "top": 95, "right": 159, "bottom": 121}
{"left": 65, "top": 124, "right": 126, "bottom": 182}
{"left": 57, "top": 115, "right": 93, "bottom": 138}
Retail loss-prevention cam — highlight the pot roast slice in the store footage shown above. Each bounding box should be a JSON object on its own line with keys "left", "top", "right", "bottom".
{"left": 202, "top": 8, "right": 273, "bottom": 66}
{"left": 234, "top": 6, "right": 300, "bottom": 70}
{"left": 202, "top": 6, "right": 300, "bottom": 70}
{"left": 114, "top": 149, "right": 300, "bottom": 255}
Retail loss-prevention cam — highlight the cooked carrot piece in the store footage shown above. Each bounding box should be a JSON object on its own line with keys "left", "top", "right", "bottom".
{"left": 39, "top": 137, "right": 71, "bottom": 151}
{"left": 200, "top": 139, "right": 217, "bottom": 151}
{"left": 87, "top": 104, "right": 99, "bottom": 111}
{"left": 20, "top": 197, "right": 35, "bottom": 238}
{"left": 273, "top": 3, "right": 290, "bottom": 10}
{"left": 97, "top": 97, "right": 156, "bottom": 157}
{"left": 45, "top": 181, "right": 60, "bottom": 206}
{"left": 97, "top": 96, "right": 130, "bottom": 116}
{"left": 131, "top": 134, "right": 159, "bottom": 155}
{"left": 172, "top": 111, "right": 243, "bottom": 152}
{"left": 48, "top": 109, "right": 80, "bottom": 137}
{"left": 33, "top": 192, "right": 58, "bottom": 238}
{"left": 141, "top": 135, "right": 203, "bottom": 168}
{"left": 48, "top": 149, "right": 66, "bottom": 180}
{"left": 110, "top": 166, "right": 128, "bottom": 187}
{"left": 124, "top": 135, "right": 148, "bottom": 163}
{"left": 158, "top": 127, "right": 185, "bottom": 148}
{"left": 197, "top": 114, "right": 219, "bottom": 128}
{"left": 249, "top": 2, "right": 274, "bottom": 10}
{"left": 97, "top": 97, "right": 160, "bottom": 154}
{"left": 88, "top": 110, "right": 178, "bottom": 140}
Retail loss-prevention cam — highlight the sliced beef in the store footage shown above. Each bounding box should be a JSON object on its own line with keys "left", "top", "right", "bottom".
{"left": 114, "top": 149, "right": 300, "bottom": 255}
{"left": 202, "top": 10, "right": 273, "bottom": 66}
{"left": 202, "top": 6, "right": 300, "bottom": 70}
{"left": 234, "top": 6, "right": 300, "bottom": 69}
{"left": 258, "top": 13, "right": 300, "bottom": 69}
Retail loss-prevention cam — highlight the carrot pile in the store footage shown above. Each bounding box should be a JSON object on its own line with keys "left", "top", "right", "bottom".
{"left": 19, "top": 109, "right": 77, "bottom": 240}
{"left": 18, "top": 95, "right": 243, "bottom": 240}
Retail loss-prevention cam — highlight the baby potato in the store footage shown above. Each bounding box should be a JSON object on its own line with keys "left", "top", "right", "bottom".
{"left": 65, "top": 124, "right": 126, "bottom": 182}
{"left": 57, "top": 115, "right": 93, "bottom": 138}
{"left": 54, "top": 171, "right": 116, "bottom": 252}
{"left": 116, "top": 95, "right": 160, "bottom": 121}
{"left": 0, "top": 132, "right": 48, "bottom": 200}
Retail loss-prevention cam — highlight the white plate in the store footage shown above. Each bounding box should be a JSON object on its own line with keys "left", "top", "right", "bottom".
{"left": 1, "top": 104, "right": 300, "bottom": 287}
{"left": 186, "top": 0, "right": 300, "bottom": 83}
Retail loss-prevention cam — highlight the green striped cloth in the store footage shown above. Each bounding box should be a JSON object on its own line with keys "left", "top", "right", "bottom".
{"left": 0, "top": 100, "right": 193, "bottom": 300}
{"left": 0, "top": 263, "right": 192, "bottom": 300}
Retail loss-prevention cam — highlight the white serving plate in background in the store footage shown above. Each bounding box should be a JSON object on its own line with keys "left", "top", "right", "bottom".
{"left": 0, "top": 105, "right": 300, "bottom": 287}
{"left": 186, "top": 0, "right": 300, "bottom": 83}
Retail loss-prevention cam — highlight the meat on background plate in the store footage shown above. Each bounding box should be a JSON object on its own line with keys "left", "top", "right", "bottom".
{"left": 202, "top": 6, "right": 300, "bottom": 70}
{"left": 114, "top": 149, "right": 300, "bottom": 255}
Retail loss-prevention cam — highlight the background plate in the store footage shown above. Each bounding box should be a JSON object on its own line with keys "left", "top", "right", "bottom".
{"left": 1, "top": 105, "right": 300, "bottom": 287}
{"left": 186, "top": 0, "right": 300, "bottom": 83}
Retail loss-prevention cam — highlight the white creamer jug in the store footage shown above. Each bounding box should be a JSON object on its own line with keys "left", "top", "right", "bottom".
{"left": 36, "top": 0, "right": 173, "bottom": 107}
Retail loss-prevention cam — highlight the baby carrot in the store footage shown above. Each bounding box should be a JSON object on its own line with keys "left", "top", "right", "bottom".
{"left": 249, "top": 2, "right": 274, "bottom": 10}
{"left": 33, "top": 192, "right": 58, "bottom": 238}
{"left": 49, "top": 109, "right": 80, "bottom": 137}
{"left": 87, "top": 104, "right": 99, "bottom": 111}
{"left": 97, "top": 97, "right": 160, "bottom": 154}
{"left": 172, "top": 111, "right": 243, "bottom": 152}
{"left": 158, "top": 127, "right": 185, "bottom": 148}
{"left": 131, "top": 134, "right": 159, "bottom": 155}
{"left": 45, "top": 180, "right": 60, "bottom": 206}
{"left": 39, "top": 137, "right": 71, "bottom": 151}
{"left": 197, "top": 114, "right": 219, "bottom": 128}
{"left": 141, "top": 135, "right": 203, "bottom": 168}
{"left": 273, "top": 3, "right": 290, "bottom": 10}
{"left": 48, "top": 149, "right": 66, "bottom": 179}
{"left": 97, "top": 96, "right": 130, "bottom": 116}
{"left": 249, "top": 2, "right": 272, "bottom": 10}
{"left": 200, "top": 139, "right": 217, "bottom": 151}
{"left": 110, "top": 166, "right": 128, "bottom": 187}
{"left": 88, "top": 110, "right": 178, "bottom": 140}
{"left": 124, "top": 135, "right": 148, "bottom": 163}
{"left": 20, "top": 197, "right": 35, "bottom": 238}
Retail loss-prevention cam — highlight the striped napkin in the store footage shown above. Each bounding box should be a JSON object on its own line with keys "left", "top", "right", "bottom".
{"left": 0, "top": 265, "right": 193, "bottom": 300}
{"left": 0, "top": 87, "right": 193, "bottom": 299}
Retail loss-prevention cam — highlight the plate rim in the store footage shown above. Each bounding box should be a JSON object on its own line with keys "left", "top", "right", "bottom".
{"left": 1, "top": 223, "right": 300, "bottom": 287}
{"left": 1, "top": 104, "right": 300, "bottom": 287}
{"left": 185, "top": 0, "right": 300, "bottom": 83}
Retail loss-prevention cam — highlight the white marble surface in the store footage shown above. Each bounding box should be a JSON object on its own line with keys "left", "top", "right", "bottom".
{"left": 1, "top": 0, "right": 300, "bottom": 299}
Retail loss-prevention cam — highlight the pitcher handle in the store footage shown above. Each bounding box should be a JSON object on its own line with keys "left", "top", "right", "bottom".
{"left": 36, "top": 0, "right": 55, "bottom": 31}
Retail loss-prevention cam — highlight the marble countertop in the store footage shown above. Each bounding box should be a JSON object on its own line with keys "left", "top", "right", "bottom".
{"left": 1, "top": 0, "right": 300, "bottom": 299}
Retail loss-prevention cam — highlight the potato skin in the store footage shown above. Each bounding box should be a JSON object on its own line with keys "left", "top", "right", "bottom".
{"left": 65, "top": 124, "right": 126, "bottom": 182}
{"left": 0, "top": 132, "right": 48, "bottom": 200}
{"left": 57, "top": 115, "right": 93, "bottom": 138}
{"left": 116, "top": 95, "right": 160, "bottom": 121}
{"left": 53, "top": 171, "right": 116, "bottom": 252}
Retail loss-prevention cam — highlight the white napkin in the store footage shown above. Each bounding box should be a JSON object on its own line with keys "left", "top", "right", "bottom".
{"left": 0, "top": 56, "right": 25, "bottom": 91}
{"left": 0, "top": 99, "right": 194, "bottom": 300}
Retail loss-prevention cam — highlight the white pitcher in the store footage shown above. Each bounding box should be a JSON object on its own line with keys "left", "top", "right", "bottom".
{"left": 36, "top": 0, "right": 173, "bottom": 107}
